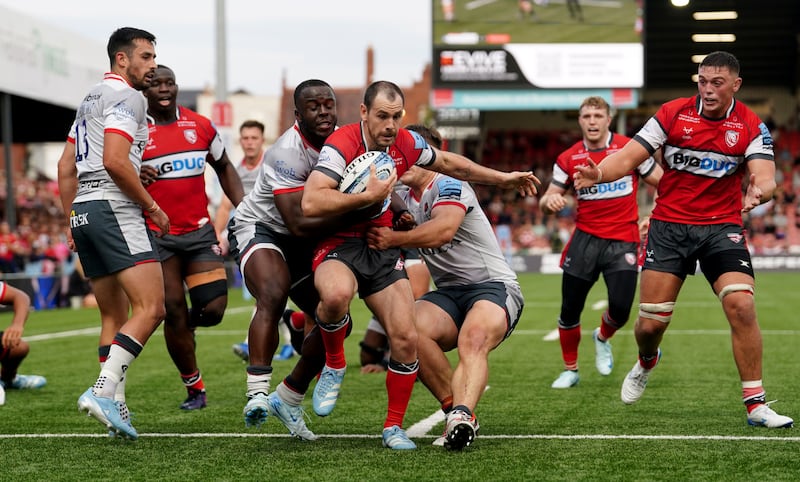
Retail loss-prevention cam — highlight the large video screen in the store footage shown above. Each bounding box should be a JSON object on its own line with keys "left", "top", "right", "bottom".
{"left": 432, "top": 0, "right": 644, "bottom": 90}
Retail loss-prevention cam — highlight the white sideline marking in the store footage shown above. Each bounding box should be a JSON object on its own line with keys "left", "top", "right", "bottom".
{"left": 25, "top": 327, "right": 800, "bottom": 343}
{"left": 25, "top": 327, "right": 100, "bottom": 341}
{"left": 1, "top": 432, "right": 799, "bottom": 441}
{"left": 405, "top": 411, "right": 445, "bottom": 437}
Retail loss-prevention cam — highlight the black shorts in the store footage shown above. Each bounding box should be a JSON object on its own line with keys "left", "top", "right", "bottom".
{"left": 560, "top": 228, "right": 639, "bottom": 282}
{"left": 419, "top": 280, "right": 524, "bottom": 339}
{"left": 153, "top": 223, "right": 222, "bottom": 263}
{"left": 313, "top": 236, "right": 407, "bottom": 298}
{"left": 643, "top": 219, "right": 754, "bottom": 282}
{"left": 70, "top": 199, "right": 159, "bottom": 278}
{"left": 228, "top": 220, "right": 317, "bottom": 288}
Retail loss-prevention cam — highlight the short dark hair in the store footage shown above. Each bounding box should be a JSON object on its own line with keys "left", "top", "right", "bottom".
{"left": 405, "top": 124, "right": 443, "bottom": 149}
{"left": 107, "top": 27, "right": 156, "bottom": 68}
{"left": 363, "top": 81, "right": 404, "bottom": 110}
{"left": 293, "top": 79, "right": 333, "bottom": 110}
{"left": 699, "top": 51, "right": 740, "bottom": 76}
{"left": 239, "top": 120, "right": 265, "bottom": 134}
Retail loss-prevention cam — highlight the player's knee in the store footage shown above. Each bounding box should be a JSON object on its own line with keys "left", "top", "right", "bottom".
{"left": 606, "top": 304, "right": 631, "bottom": 328}
{"left": 188, "top": 280, "right": 228, "bottom": 327}
{"left": 320, "top": 290, "right": 353, "bottom": 316}
{"left": 639, "top": 301, "right": 675, "bottom": 324}
{"left": 557, "top": 316, "right": 580, "bottom": 330}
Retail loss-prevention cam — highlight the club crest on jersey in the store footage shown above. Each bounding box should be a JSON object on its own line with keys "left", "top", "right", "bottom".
{"left": 727, "top": 233, "right": 743, "bottom": 244}
{"left": 725, "top": 130, "right": 739, "bottom": 148}
{"left": 625, "top": 253, "right": 637, "bottom": 265}
{"left": 184, "top": 129, "right": 198, "bottom": 144}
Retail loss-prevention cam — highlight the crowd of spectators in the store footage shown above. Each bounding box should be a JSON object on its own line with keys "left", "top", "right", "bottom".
{"left": 1, "top": 123, "right": 799, "bottom": 308}
{"left": 0, "top": 172, "right": 90, "bottom": 308}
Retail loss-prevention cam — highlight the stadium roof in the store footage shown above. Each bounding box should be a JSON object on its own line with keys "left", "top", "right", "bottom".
{"left": 0, "top": 5, "right": 105, "bottom": 142}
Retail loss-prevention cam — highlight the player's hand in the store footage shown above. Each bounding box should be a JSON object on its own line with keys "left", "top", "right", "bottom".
{"left": 1, "top": 324, "right": 22, "bottom": 349}
{"left": 66, "top": 229, "right": 76, "bottom": 252}
{"left": 393, "top": 210, "right": 416, "bottom": 231}
{"left": 573, "top": 157, "right": 602, "bottom": 189}
{"left": 140, "top": 165, "right": 158, "bottom": 187}
{"left": 364, "top": 164, "right": 398, "bottom": 204}
{"left": 638, "top": 216, "right": 651, "bottom": 240}
{"left": 216, "top": 233, "right": 230, "bottom": 256}
{"left": 366, "top": 226, "right": 394, "bottom": 250}
{"left": 149, "top": 207, "right": 170, "bottom": 236}
{"left": 500, "top": 171, "right": 540, "bottom": 197}
{"left": 360, "top": 364, "right": 386, "bottom": 374}
{"left": 542, "top": 193, "right": 567, "bottom": 213}
{"left": 742, "top": 174, "right": 764, "bottom": 213}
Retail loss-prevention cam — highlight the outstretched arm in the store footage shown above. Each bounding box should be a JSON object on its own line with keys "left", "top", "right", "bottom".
{"left": 742, "top": 158, "right": 777, "bottom": 213}
{"left": 428, "top": 147, "right": 540, "bottom": 197}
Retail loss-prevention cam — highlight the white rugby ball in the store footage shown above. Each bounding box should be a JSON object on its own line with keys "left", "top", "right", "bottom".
{"left": 338, "top": 151, "right": 396, "bottom": 194}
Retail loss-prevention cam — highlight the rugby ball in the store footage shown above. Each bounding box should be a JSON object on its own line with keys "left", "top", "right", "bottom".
{"left": 338, "top": 151, "right": 396, "bottom": 194}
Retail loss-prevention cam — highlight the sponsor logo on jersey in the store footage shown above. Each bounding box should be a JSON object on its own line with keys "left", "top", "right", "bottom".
{"left": 408, "top": 130, "right": 429, "bottom": 150}
{"left": 78, "top": 180, "right": 106, "bottom": 190}
{"left": 156, "top": 156, "right": 206, "bottom": 176}
{"left": 758, "top": 122, "right": 774, "bottom": 146}
{"left": 184, "top": 129, "right": 198, "bottom": 144}
{"left": 576, "top": 178, "right": 631, "bottom": 199}
{"left": 113, "top": 101, "right": 136, "bottom": 121}
{"left": 274, "top": 160, "right": 298, "bottom": 180}
{"left": 420, "top": 239, "right": 461, "bottom": 256}
{"left": 670, "top": 152, "right": 737, "bottom": 175}
{"left": 436, "top": 178, "right": 462, "bottom": 200}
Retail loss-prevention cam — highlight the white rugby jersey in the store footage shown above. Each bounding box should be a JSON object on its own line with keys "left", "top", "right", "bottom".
{"left": 68, "top": 73, "right": 149, "bottom": 203}
{"left": 236, "top": 156, "right": 262, "bottom": 196}
{"left": 405, "top": 173, "right": 518, "bottom": 287}
{"left": 234, "top": 122, "right": 322, "bottom": 235}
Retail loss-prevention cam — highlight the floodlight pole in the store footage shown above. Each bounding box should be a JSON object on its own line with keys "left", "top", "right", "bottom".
{"left": 215, "top": 0, "right": 227, "bottom": 103}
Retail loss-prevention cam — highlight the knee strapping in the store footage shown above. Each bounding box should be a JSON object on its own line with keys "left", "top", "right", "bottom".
{"left": 639, "top": 301, "right": 675, "bottom": 323}
{"left": 717, "top": 283, "right": 754, "bottom": 301}
{"left": 188, "top": 279, "right": 228, "bottom": 327}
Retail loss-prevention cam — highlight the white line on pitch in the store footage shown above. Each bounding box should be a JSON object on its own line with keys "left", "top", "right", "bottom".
{"left": 2, "top": 432, "right": 799, "bottom": 442}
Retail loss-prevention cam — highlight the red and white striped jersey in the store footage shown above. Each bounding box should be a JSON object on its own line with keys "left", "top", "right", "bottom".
{"left": 314, "top": 122, "right": 435, "bottom": 232}
{"left": 634, "top": 95, "right": 774, "bottom": 225}
{"left": 142, "top": 107, "right": 225, "bottom": 235}
{"left": 552, "top": 133, "right": 655, "bottom": 242}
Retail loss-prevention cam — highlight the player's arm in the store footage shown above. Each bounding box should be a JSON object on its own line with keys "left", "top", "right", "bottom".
{"left": 56, "top": 141, "right": 79, "bottom": 251}
{"left": 57, "top": 141, "right": 78, "bottom": 218}
{"left": 367, "top": 204, "right": 465, "bottom": 250}
{"left": 642, "top": 158, "right": 664, "bottom": 188}
{"left": 539, "top": 184, "right": 569, "bottom": 215}
{"left": 0, "top": 284, "right": 31, "bottom": 349}
{"left": 103, "top": 132, "right": 169, "bottom": 234}
{"left": 573, "top": 140, "right": 651, "bottom": 189}
{"left": 278, "top": 189, "right": 385, "bottom": 237}
{"left": 742, "top": 158, "right": 777, "bottom": 213}
{"left": 208, "top": 152, "right": 244, "bottom": 207}
{"left": 213, "top": 196, "right": 234, "bottom": 235}
{"left": 302, "top": 166, "right": 397, "bottom": 217}
{"left": 427, "top": 147, "right": 540, "bottom": 197}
